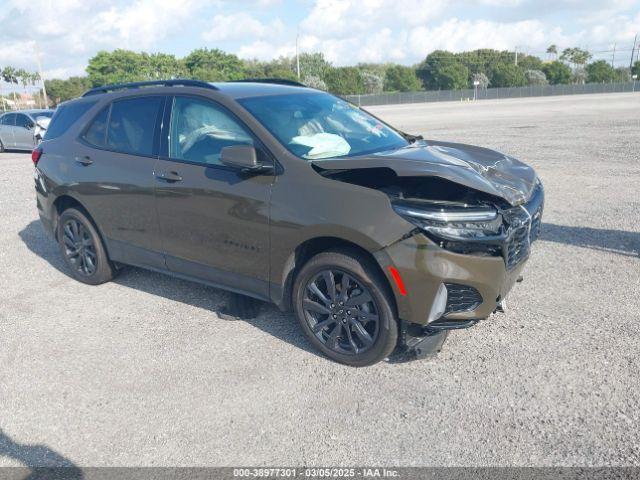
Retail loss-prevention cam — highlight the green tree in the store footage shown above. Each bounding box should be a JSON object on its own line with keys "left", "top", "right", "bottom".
{"left": 614, "top": 67, "right": 631, "bottom": 82}
{"left": 517, "top": 55, "right": 543, "bottom": 72}
{"left": 183, "top": 48, "right": 244, "bottom": 82}
{"left": 243, "top": 57, "right": 297, "bottom": 81}
{"left": 298, "top": 52, "right": 331, "bottom": 80}
{"left": 560, "top": 47, "right": 592, "bottom": 69}
{"left": 416, "top": 50, "right": 459, "bottom": 89}
{"left": 585, "top": 60, "right": 616, "bottom": 83}
{"left": 383, "top": 65, "right": 421, "bottom": 92}
{"left": 86, "top": 49, "right": 153, "bottom": 86}
{"left": 143, "top": 53, "right": 186, "bottom": 79}
{"left": 1, "top": 66, "right": 19, "bottom": 106}
{"left": 546, "top": 44, "right": 558, "bottom": 60}
{"left": 324, "top": 67, "right": 364, "bottom": 95}
{"left": 434, "top": 63, "right": 469, "bottom": 90}
{"left": 631, "top": 61, "right": 640, "bottom": 77}
{"left": 490, "top": 63, "right": 526, "bottom": 87}
{"left": 45, "top": 77, "right": 91, "bottom": 105}
{"left": 542, "top": 61, "right": 572, "bottom": 84}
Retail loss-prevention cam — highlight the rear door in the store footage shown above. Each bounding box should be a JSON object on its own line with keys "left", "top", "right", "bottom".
{"left": 14, "top": 113, "right": 36, "bottom": 149}
{"left": 0, "top": 113, "right": 16, "bottom": 148}
{"left": 75, "top": 95, "right": 166, "bottom": 269}
{"left": 154, "top": 95, "right": 275, "bottom": 298}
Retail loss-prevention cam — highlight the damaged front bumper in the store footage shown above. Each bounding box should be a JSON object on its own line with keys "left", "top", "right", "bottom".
{"left": 376, "top": 183, "right": 543, "bottom": 334}
{"left": 378, "top": 233, "right": 528, "bottom": 328}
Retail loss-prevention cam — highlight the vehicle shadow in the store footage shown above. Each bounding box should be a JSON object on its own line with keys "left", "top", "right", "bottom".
{"left": 540, "top": 222, "right": 640, "bottom": 258}
{"left": 18, "top": 220, "right": 324, "bottom": 360}
{"left": 17, "top": 220, "right": 448, "bottom": 364}
{"left": 0, "top": 428, "right": 83, "bottom": 479}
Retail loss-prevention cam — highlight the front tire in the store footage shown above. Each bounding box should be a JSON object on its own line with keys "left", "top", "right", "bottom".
{"left": 57, "top": 208, "right": 115, "bottom": 285}
{"left": 293, "top": 249, "right": 398, "bottom": 366}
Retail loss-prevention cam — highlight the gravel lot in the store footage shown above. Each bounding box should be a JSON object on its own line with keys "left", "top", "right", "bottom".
{"left": 1, "top": 92, "right": 639, "bottom": 468}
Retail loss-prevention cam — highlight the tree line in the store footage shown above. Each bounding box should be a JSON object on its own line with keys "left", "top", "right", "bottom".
{"left": 3, "top": 45, "right": 640, "bottom": 107}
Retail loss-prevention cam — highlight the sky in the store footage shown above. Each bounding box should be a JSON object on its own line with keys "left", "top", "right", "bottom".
{"left": 0, "top": 0, "right": 639, "bottom": 80}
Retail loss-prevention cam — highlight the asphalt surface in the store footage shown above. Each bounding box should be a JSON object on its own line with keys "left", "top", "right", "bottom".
{"left": 1, "top": 92, "right": 639, "bottom": 468}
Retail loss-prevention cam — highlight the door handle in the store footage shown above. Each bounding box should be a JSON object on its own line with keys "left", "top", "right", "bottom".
{"left": 155, "top": 171, "right": 183, "bottom": 183}
{"left": 75, "top": 156, "right": 93, "bottom": 166}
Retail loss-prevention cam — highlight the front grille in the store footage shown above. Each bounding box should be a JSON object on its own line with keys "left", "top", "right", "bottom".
{"left": 505, "top": 223, "right": 531, "bottom": 269}
{"left": 503, "top": 183, "right": 544, "bottom": 269}
{"left": 444, "top": 283, "right": 483, "bottom": 313}
{"left": 530, "top": 211, "right": 542, "bottom": 242}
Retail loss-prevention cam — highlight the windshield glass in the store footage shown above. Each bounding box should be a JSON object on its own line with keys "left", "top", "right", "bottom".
{"left": 36, "top": 111, "right": 54, "bottom": 118}
{"left": 238, "top": 92, "right": 408, "bottom": 160}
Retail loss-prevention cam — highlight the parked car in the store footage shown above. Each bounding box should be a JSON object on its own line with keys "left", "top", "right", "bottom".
{"left": 33, "top": 79, "right": 543, "bottom": 366}
{"left": 0, "top": 109, "right": 54, "bottom": 152}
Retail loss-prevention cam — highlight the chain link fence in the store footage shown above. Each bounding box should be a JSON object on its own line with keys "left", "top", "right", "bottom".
{"left": 345, "top": 81, "right": 640, "bottom": 107}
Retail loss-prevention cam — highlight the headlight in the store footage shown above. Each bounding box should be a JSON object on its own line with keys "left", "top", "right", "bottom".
{"left": 393, "top": 202, "right": 503, "bottom": 241}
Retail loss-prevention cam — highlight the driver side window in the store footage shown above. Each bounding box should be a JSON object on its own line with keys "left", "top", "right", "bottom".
{"left": 169, "top": 96, "right": 253, "bottom": 166}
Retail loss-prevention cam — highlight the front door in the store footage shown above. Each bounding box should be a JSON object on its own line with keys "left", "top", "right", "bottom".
{"left": 14, "top": 113, "right": 35, "bottom": 149}
{"left": 155, "top": 95, "right": 274, "bottom": 298}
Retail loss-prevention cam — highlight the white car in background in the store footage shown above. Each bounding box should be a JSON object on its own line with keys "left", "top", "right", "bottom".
{"left": 0, "top": 109, "right": 54, "bottom": 152}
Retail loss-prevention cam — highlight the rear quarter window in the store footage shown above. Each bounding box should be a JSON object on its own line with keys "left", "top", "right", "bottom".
{"left": 45, "top": 100, "right": 97, "bottom": 140}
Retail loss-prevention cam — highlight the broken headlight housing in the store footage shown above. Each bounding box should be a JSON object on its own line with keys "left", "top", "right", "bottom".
{"left": 392, "top": 201, "right": 505, "bottom": 255}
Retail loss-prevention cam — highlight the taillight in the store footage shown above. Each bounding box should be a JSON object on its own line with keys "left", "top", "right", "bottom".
{"left": 31, "top": 147, "right": 43, "bottom": 165}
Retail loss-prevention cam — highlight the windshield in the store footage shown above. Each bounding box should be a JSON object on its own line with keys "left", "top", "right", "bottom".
{"left": 36, "top": 111, "right": 54, "bottom": 118}
{"left": 238, "top": 92, "right": 408, "bottom": 160}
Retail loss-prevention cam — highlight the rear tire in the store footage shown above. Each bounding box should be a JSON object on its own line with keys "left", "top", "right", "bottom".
{"left": 0, "top": 138, "right": 5, "bottom": 153}
{"left": 57, "top": 208, "right": 115, "bottom": 285}
{"left": 293, "top": 249, "right": 398, "bottom": 366}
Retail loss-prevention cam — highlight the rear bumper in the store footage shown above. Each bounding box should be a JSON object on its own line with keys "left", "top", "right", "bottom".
{"left": 377, "top": 233, "right": 528, "bottom": 326}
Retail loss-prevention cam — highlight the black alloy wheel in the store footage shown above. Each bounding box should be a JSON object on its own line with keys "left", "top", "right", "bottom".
{"left": 56, "top": 207, "right": 115, "bottom": 285}
{"left": 294, "top": 249, "right": 398, "bottom": 366}
{"left": 61, "top": 218, "right": 98, "bottom": 276}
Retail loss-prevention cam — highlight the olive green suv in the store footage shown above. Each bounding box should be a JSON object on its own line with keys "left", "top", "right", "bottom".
{"left": 34, "top": 79, "right": 543, "bottom": 366}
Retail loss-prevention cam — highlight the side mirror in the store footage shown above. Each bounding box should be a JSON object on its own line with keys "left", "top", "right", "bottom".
{"left": 220, "top": 145, "right": 273, "bottom": 174}
{"left": 25, "top": 122, "right": 34, "bottom": 130}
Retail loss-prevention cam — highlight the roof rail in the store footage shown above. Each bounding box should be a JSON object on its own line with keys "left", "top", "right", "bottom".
{"left": 231, "top": 78, "right": 307, "bottom": 87}
{"left": 82, "top": 79, "right": 218, "bottom": 97}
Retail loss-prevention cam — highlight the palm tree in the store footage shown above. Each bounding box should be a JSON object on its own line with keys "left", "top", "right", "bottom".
{"left": 16, "top": 69, "right": 30, "bottom": 108}
{"left": 1, "top": 66, "right": 19, "bottom": 109}
{"left": 546, "top": 45, "right": 558, "bottom": 60}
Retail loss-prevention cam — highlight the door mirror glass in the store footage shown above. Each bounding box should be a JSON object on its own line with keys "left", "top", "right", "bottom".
{"left": 220, "top": 145, "right": 258, "bottom": 170}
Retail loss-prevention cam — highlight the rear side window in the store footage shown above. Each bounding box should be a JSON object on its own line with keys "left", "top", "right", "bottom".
{"left": 45, "top": 101, "right": 96, "bottom": 140}
{"left": 1, "top": 114, "right": 16, "bottom": 126}
{"left": 15, "top": 114, "right": 33, "bottom": 129}
{"left": 106, "top": 96, "right": 163, "bottom": 156}
{"left": 82, "top": 107, "right": 109, "bottom": 148}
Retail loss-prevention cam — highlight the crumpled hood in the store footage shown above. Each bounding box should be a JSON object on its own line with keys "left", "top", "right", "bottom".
{"left": 312, "top": 140, "right": 537, "bottom": 206}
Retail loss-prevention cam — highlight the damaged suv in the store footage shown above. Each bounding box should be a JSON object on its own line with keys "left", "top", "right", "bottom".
{"left": 34, "top": 79, "right": 543, "bottom": 366}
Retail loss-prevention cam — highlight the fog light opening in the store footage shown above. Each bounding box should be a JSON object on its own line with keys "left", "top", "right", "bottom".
{"left": 427, "top": 283, "right": 448, "bottom": 324}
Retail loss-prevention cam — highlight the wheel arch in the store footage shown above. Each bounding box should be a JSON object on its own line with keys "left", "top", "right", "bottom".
{"left": 51, "top": 195, "right": 111, "bottom": 262}
{"left": 274, "top": 235, "right": 397, "bottom": 316}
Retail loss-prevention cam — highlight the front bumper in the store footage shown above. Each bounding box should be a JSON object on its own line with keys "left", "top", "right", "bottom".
{"left": 378, "top": 183, "right": 544, "bottom": 327}
{"left": 378, "top": 234, "right": 528, "bottom": 326}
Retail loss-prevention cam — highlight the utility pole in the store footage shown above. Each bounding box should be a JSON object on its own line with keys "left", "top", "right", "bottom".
{"left": 630, "top": 33, "right": 638, "bottom": 69}
{"left": 514, "top": 46, "right": 518, "bottom": 66}
{"left": 611, "top": 43, "right": 616, "bottom": 68}
{"left": 295, "top": 29, "right": 300, "bottom": 81}
{"left": 34, "top": 42, "right": 48, "bottom": 108}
